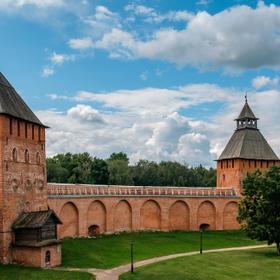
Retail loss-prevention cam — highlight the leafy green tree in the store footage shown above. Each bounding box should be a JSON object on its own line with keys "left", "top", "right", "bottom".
{"left": 132, "top": 160, "right": 160, "bottom": 186}
{"left": 91, "top": 158, "right": 109, "bottom": 184}
{"left": 67, "top": 153, "right": 93, "bottom": 184}
{"left": 108, "top": 152, "right": 129, "bottom": 162}
{"left": 238, "top": 166, "right": 280, "bottom": 255}
{"left": 107, "top": 159, "right": 133, "bottom": 185}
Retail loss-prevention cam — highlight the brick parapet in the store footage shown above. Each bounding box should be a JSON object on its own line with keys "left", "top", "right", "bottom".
{"left": 47, "top": 183, "right": 238, "bottom": 198}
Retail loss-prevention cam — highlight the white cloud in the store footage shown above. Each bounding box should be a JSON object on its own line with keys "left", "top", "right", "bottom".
{"left": 140, "top": 71, "right": 148, "bottom": 81}
{"left": 67, "top": 104, "right": 105, "bottom": 123}
{"left": 41, "top": 52, "right": 75, "bottom": 78}
{"left": 50, "top": 52, "right": 74, "bottom": 65}
{"left": 83, "top": 5, "right": 121, "bottom": 38}
{"left": 41, "top": 83, "right": 280, "bottom": 166}
{"left": 68, "top": 37, "right": 94, "bottom": 50}
{"left": 252, "top": 75, "right": 279, "bottom": 89}
{"left": 124, "top": 4, "right": 193, "bottom": 23}
{"left": 95, "top": 2, "right": 280, "bottom": 70}
{"left": 0, "top": 0, "right": 64, "bottom": 9}
{"left": 42, "top": 67, "right": 54, "bottom": 77}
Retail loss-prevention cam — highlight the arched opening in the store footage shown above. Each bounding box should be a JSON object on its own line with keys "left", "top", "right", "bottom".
{"left": 59, "top": 202, "right": 79, "bottom": 238}
{"left": 223, "top": 202, "right": 240, "bottom": 230}
{"left": 88, "top": 225, "right": 100, "bottom": 237}
{"left": 24, "top": 149, "right": 29, "bottom": 163}
{"left": 114, "top": 200, "right": 132, "bottom": 232}
{"left": 87, "top": 201, "right": 106, "bottom": 235}
{"left": 45, "top": 250, "right": 51, "bottom": 266}
{"left": 12, "top": 148, "right": 17, "bottom": 161}
{"left": 199, "top": 223, "right": 210, "bottom": 231}
{"left": 140, "top": 200, "right": 161, "bottom": 230}
{"left": 169, "top": 201, "right": 190, "bottom": 231}
{"left": 197, "top": 201, "right": 216, "bottom": 230}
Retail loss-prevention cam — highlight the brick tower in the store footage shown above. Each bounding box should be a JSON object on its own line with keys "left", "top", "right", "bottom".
{"left": 216, "top": 97, "right": 280, "bottom": 195}
{"left": 0, "top": 73, "right": 61, "bottom": 266}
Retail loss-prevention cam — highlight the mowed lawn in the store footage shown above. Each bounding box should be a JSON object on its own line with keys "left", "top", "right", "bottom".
{"left": 62, "top": 230, "right": 263, "bottom": 269}
{"left": 0, "top": 265, "right": 94, "bottom": 280}
{"left": 120, "top": 247, "right": 280, "bottom": 280}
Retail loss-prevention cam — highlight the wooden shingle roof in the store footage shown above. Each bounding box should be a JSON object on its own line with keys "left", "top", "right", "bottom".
{"left": 218, "top": 128, "right": 279, "bottom": 160}
{"left": 12, "top": 210, "right": 62, "bottom": 229}
{"left": 236, "top": 101, "right": 258, "bottom": 120}
{"left": 0, "top": 72, "right": 46, "bottom": 126}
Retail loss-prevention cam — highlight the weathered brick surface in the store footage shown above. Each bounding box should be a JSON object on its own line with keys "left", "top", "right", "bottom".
{"left": 12, "top": 244, "right": 61, "bottom": 267}
{"left": 0, "top": 115, "right": 50, "bottom": 264}
{"left": 47, "top": 194, "right": 241, "bottom": 238}
{"left": 216, "top": 159, "right": 280, "bottom": 194}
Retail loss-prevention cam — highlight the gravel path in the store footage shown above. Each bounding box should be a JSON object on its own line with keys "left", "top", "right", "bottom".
{"left": 54, "top": 244, "right": 270, "bottom": 280}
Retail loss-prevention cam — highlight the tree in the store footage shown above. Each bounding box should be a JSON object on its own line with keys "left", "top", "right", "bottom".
{"left": 238, "top": 166, "right": 280, "bottom": 255}
{"left": 107, "top": 159, "right": 133, "bottom": 185}
{"left": 108, "top": 152, "right": 129, "bottom": 162}
{"left": 91, "top": 158, "right": 109, "bottom": 184}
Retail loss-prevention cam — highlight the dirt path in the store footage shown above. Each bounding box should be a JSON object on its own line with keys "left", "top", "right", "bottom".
{"left": 54, "top": 244, "right": 270, "bottom": 280}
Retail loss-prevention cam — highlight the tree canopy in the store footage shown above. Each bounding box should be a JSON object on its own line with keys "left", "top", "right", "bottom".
{"left": 46, "top": 152, "right": 216, "bottom": 187}
{"left": 238, "top": 166, "right": 280, "bottom": 255}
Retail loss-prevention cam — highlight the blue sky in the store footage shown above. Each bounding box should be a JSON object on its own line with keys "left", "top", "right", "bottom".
{"left": 1, "top": 0, "right": 280, "bottom": 166}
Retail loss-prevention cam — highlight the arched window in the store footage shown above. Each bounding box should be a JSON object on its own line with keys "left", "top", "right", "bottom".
{"left": 24, "top": 149, "right": 29, "bottom": 163}
{"left": 36, "top": 152, "right": 40, "bottom": 164}
{"left": 12, "top": 148, "right": 17, "bottom": 161}
{"left": 45, "top": 250, "right": 51, "bottom": 266}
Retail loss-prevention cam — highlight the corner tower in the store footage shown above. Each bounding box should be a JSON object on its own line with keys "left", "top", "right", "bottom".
{"left": 216, "top": 97, "right": 280, "bottom": 195}
{"left": 0, "top": 73, "right": 61, "bottom": 266}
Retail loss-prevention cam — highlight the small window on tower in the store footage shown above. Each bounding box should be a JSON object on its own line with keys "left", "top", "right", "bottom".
{"left": 36, "top": 152, "right": 40, "bottom": 164}
{"left": 25, "top": 123, "right": 28, "bottom": 138}
{"left": 25, "top": 149, "right": 29, "bottom": 163}
{"left": 32, "top": 125, "right": 35, "bottom": 140}
{"left": 12, "top": 148, "right": 17, "bottom": 161}
{"left": 10, "top": 118, "right": 13, "bottom": 135}
{"left": 17, "top": 120, "right": 20, "bottom": 137}
{"left": 223, "top": 174, "right": 226, "bottom": 181}
{"left": 232, "top": 159, "right": 234, "bottom": 168}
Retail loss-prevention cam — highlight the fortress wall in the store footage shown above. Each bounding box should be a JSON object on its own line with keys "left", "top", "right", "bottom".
{"left": 47, "top": 184, "right": 240, "bottom": 238}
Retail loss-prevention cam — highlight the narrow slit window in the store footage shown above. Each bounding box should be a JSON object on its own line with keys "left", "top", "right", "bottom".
{"left": 17, "top": 120, "right": 20, "bottom": 137}
{"left": 10, "top": 118, "right": 13, "bottom": 135}
{"left": 32, "top": 125, "right": 34, "bottom": 140}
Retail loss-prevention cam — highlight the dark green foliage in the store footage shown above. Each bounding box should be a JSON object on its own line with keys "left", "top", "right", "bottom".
{"left": 47, "top": 152, "right": 216, "bottom": 187}
{"left": 108, "top": 152, "right": 129, "bottom": 162}
{"left": 91, "top": 157, "right": 109, "bottom": 184}
{"left": 107, "top": 159, "right": 133, "bottom": 185}
{"left": 238, "top": 166, "right": 280, "bottom": 255}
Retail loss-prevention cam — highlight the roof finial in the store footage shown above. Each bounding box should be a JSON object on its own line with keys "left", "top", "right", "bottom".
{"left": 245, "top": 92, "right": 248, "bottom": 103}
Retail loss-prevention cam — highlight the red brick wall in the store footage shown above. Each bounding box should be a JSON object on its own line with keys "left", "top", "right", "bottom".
{"left": 48, "top": 195, "right": 241, "bottom": 238}
{"left": 12, "top": 244, "right": 61, "bottom": 267}
{"left": 216, "top": 159, "right": 280, "bottom": 194}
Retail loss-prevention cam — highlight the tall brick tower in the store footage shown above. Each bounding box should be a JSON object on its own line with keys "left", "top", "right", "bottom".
{"left": 216, "top": 97, "right": 280, "bottom": 195}
{"left": 0, "top": 73, "right": 61, "bottom": 266}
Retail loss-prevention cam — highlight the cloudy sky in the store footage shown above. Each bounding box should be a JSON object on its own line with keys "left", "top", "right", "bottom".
{"left": 1, "top": 0, "right": 280, "bottom": 166}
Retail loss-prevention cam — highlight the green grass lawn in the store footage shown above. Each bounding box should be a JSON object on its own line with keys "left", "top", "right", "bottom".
{"left": 120, "top": 247, "right": 280, "bottom": 280}
{"left": 62, "top": 230, "right": 263, "bottom": 269}
{"left": 0, "top": 265, "right": 94, "bottom": 280}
